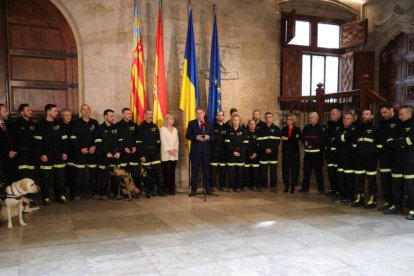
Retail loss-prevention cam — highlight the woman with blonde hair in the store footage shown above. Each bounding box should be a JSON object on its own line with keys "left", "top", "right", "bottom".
{"left": 281, "top": 113, "right": 301, "bottom": 193}
{"left": 160, "top": 112, "right": 179, "bottom": 195}
{"left": 225, "top": 114, "right": 248, "bottom": 192}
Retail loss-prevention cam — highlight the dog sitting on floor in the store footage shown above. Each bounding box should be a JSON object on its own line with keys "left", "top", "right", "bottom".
{"left": 108, "top": 167, "right": 140, "bottom": 201}
{"left": 0, "top": 178, "right": 40, "bottom": 229}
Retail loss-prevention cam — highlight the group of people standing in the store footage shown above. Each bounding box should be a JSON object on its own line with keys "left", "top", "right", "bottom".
{"left": 1, "top": 101, "right": 414, "bottom": 220}
{"left": 0, "top": 103, "right": 180, "bottom": 205}
{"left": 186, "top": 104, "right": 414, "bottom": 221}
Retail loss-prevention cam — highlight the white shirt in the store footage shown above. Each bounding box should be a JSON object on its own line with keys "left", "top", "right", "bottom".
{"left": 160, "top": 126, "right": 179, "bottom": 161}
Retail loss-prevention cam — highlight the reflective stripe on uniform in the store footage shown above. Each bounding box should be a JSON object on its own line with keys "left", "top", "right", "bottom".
{"left": 344, "top": 170, "right": 354, "bottom": 174}
{"left": 340, "top": 134, "right": 345, "bottom": 142}
{"left": 379, "top": 168, "right": 391, "bottom": 173}
{"left": 34, "top": 135, "right": 42, "bottom": 140}
{"left": 352, "top": 144, "right": 357, "bottom": 148}
{"left": 95, "top": 139, "right": 102, "bottom": 143}
{"left": 386, "top": 138, "right": 394, "bottom": 143}
{"left": 210, "top": 162, "right": 219, "bottom": 166}
{"left": 67, "top": 162, "right": 75, "bottom": 167}
{"left": 354, "top": 170, "right": 365, "bottom": 174}
{"left": 119, "top": 163, "right": 128, "bottom": 167}
{"left": 337, "top": 168, "right": 344, "bottom": 172}
{"left": 406, "top": 137, "right": 413, "bottom": 146}
{"left": 87, "top": 164, "right": 97, "bottom": 168}
{"left": 62, "top": 135, "right": 68, "bottom": 139}
{"left": 392, "top": 173, "right": 403, "bottom": 178}
{"left": 40, "top": 165, "right": 53, "bottom": 170}
{"left": 54, "top": 164, "right": 66, "bottom": 168}
{"left": 366, "top": 171, "right": 377, "bottom": 176}
{"left": 403, "top": 174, "right": 414, "bottom": 179}
{"left": 259, "top": 160, "right": 278, "bottom": 164}
{"left": 304, "top": 149, "right": 320, "bottom": 153}
{"left": 219, "top": 163, "right": 226, "bottom": 167}
{"left": 376, "top": 144, "right": 383, "bottom": 148}
{"left": 327, "top": 163, "right": 337, "bottom": 167}
{"left": 99, "top": 165, "right": 106, "bottom": 170}
{"left": 18, "top": 165, "right": 35, "bottom": 170}
{"left": 227, "top": 162, "right": 245, "bottom": 166}
{"left": 243, "top": 140, "right": 249, "bottom": 144}
{"left": 357, "top": 137, "right": 374, "bottom": 143}
{"left": 70, "top": 135, "right": 77, "bottom": 139}
{"left": 73, "top": 164, "right": 86, "bottom": 168}
{"left": 129, "top": 162, "right": 139, "bottom": 166}
{"left": 224, "top": 139, "right": 230, "bottom": 143}
{"left": 151, "top": 160, "right": 161, "bottom": 165}
{"left": 330, "top": 147, "right": 337, "bottom": 151}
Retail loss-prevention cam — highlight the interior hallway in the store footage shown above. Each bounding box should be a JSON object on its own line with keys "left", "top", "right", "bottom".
{"left": 1, "top": 190, "right": 413, "bottom": 275}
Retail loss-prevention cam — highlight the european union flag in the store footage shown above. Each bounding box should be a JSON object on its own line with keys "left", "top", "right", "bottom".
{"left": 207, "top": 13, "right": 221, "bottom": 124}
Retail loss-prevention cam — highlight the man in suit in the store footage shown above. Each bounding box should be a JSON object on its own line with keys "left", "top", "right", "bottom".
{"left": 186, "top": 107, "right": 215, "bottom": 196}
{"left": 0, "top": 103, "right": 17, "bottom": 184}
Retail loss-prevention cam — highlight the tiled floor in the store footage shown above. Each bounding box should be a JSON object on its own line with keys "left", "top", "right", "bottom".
{"left": 1, "top": 190, "right": 414, "bottom": 275}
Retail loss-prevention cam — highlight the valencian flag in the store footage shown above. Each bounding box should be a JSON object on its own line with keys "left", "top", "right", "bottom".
{"left": 179, "top": 7, "right": 200, "bottom": 149}
{"left": 207, "top": 10, "right": 221, "bottom": 124}
{"left": 130, "top": 0, "right": 147, "bottom": 124}
{"left": 152, "top": 3, "right": 167, "bottom": 128}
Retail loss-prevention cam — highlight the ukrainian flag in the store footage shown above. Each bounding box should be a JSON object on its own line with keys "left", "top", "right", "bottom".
{"left": 179, "top": 7, "right": 200, "bottom": 149}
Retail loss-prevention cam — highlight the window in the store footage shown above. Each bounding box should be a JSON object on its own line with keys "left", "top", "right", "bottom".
{"left": 281, "top": 12, "right": 344, "bottom": 98}
{"left": 317, "top": 23, "right": 340, "bottom": 48}
{"left": 302, "top": 54, "right": 339, "bottom": 95}
{"left": 288, "top": 21, "right": 310, "bottom": 46}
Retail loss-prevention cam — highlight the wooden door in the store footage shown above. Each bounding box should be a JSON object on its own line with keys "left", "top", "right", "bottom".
{"left": 0, "top": 0, "right": 78, "bottom": 119}
{"left": 380, "top": 33, "right": 414, "bottom": 106}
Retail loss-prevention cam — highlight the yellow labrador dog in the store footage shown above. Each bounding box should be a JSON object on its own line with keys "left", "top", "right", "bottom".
{"left": 0, "top": 178, "right": 39, "bottom": 229}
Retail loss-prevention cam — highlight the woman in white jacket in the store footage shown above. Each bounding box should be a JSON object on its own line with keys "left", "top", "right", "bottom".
{"left": 160, "top": 112, "right": 179, "bottom": 195}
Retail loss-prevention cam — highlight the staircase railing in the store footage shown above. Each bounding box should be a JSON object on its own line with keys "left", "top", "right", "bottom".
{"left": 278, "top": 74, "right": 386, "bottom": 127}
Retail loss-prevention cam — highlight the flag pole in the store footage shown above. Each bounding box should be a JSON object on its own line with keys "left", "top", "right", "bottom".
{"left": 187, "top": 0, "right": 192, "bottom": 197}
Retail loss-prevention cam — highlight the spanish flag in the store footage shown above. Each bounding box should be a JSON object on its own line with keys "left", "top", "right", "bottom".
{"left": 179, "top": 7, "right": 200, "bottom": 149}
{"left": 152, "top": 4, "right": 167, "bottom": 129}
{"left": 130, "top": 0, "right": 147, "bottom": 124}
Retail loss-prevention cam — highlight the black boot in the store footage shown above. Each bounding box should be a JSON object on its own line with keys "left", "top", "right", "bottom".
{"left": 406, "top": 210, "right": 414, "bottom": 220}
{"left": 383, "top": 204, "right": 403, "bottom": 215}
{"left": 365, "top": 195, "right": 377, "bottom": 209}
{"left": 351, "top": 194, "right": 364, "bottom": 207}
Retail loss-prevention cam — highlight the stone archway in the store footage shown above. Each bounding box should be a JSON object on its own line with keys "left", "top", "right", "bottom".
{"left": 0, "top": 0, "right": 79, "bottom": 118}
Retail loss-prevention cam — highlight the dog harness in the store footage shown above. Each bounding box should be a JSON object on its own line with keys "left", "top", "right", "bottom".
{"left": 5, "top": 186, "right": 23, "bottom": 200}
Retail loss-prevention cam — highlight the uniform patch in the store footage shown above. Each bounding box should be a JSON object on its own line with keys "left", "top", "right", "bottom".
{"left": 129, "top": 126, "right": 135, "bottom": 131}
{"left": 151, "top": 127, "right": 156, "bottom": 132}
{"left": 30, "top": 125, "right": 35, "bottom": 131}
{"left": 111, "top": 129, "right": 117, "bottom": 134}
{"left": 90, "top": 125, "right": 95, "bottom": 131}
{"left": 53, "top": 125, "right": 60, "bottom": 131}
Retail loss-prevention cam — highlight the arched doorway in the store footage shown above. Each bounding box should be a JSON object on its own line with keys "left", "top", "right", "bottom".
{"left": 380, "top": 33, "right": 414, "bottom": 106}
{"left": 0, "top": 0, "right": 78, "bottom": 118}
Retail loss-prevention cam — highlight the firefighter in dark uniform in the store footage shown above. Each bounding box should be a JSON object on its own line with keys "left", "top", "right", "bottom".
{"left": 210, "top": 110, "right": 227, "bottom": 191}
{"left": 137, "top": 109, "right": 165, "bottom": 196}
{"left": 377, "top": 102, "right": 399, "bottom": 211}
{"left": 94, "top": 109, "right": 122, "bottom": 200}
{"left": 251, "top": 109, "right": 266, "bottom": 131}
{"left": 60, "top": 109, "right": 73, "bottom": 197}
{"left": 245, "top": 119, "right": 260, "bottom": 191}
{"left": 332, "top": 112, "right": 356, "bottom": 204}
{"left": 12, "top": 104, "right": 36, "bottom": 180}
{"left": 300, "top": 112, "right": 326, "bottom": 193}
{"left": 325, "top": 108, "right": 343, "bottom": 195}
{"left": 384, "top": 106, "right": 414, "bottom": 219}
{"left": 116, "top": 108, "right": 142, "bottom": 189}
{"left": 70, "top": 104, "right": 99, "bottom": 200}
{"left": 0, "top": 103, "right": 17, "bottom": 185}
{"left": 35, "top": 104, "right": 68, "bottom": 205}
{"left": 257, "top": 112, "right": 281, "bottom": 193}
{"left": 225, "top": 114, "right": 248, "bottom": 192}
{"left": 225, "top": 108, "right": 245, "bottom": 129}
{"left": 281, "top": 113, "right": 301, "bottom": 194}
{"left": 351, "top": 109, "right": 378, "bottom": 208}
